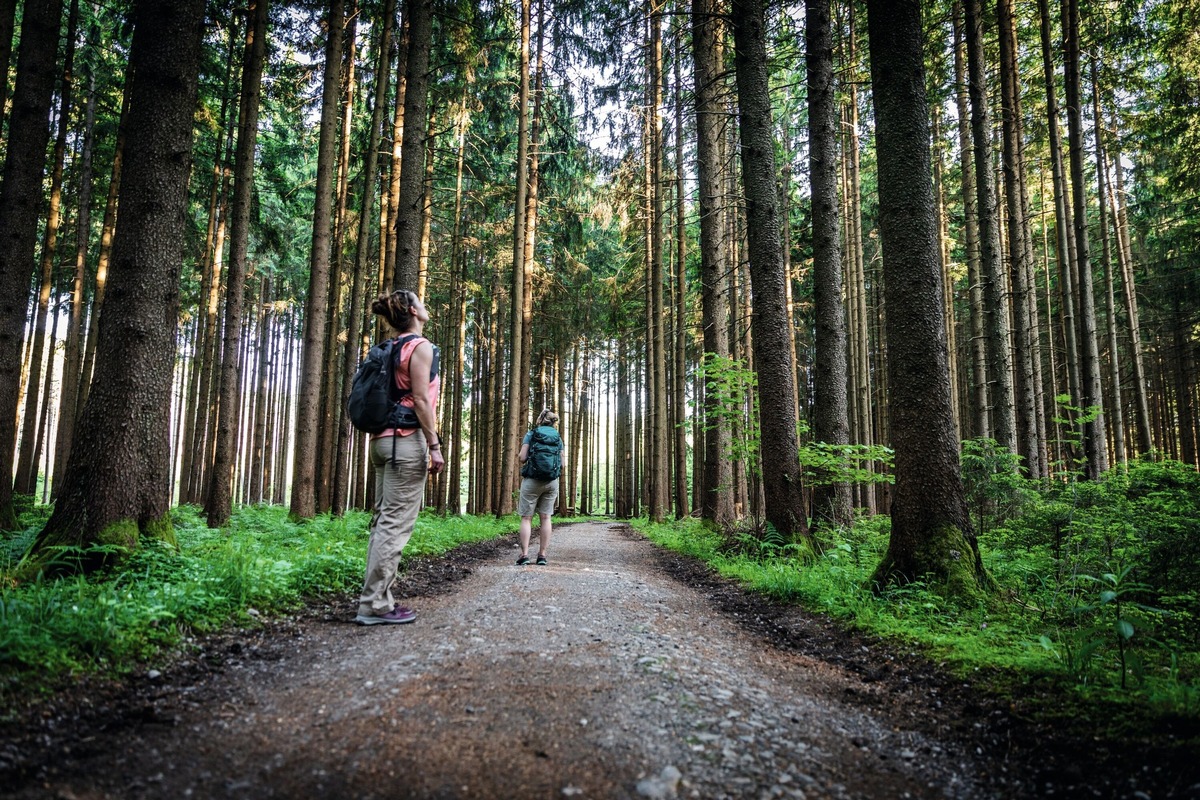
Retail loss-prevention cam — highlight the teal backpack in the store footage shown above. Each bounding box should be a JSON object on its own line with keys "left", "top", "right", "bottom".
{"left": 521, "top": 425, "right": 562, "bottom": 481}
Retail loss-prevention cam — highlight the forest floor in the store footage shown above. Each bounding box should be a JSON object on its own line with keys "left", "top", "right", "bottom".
{"left": 2, "top": 521, "right": 1197, "bottom": 799}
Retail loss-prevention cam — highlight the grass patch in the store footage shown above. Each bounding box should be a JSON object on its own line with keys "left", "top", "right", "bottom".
{"left": 635, "top": 463, "right": 1200, "bottom": 741}
{"left": 0, "top": 504, "right": 515, "bottom": 704}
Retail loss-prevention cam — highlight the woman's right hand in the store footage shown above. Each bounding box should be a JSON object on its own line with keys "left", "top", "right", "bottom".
{"left": 428, "top": 447, "right": 446, "bottom": 474}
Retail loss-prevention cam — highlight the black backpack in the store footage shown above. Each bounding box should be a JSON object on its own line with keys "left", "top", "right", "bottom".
{"left": 521, "top": 426, "right": 562, "bottom": 481}
{"left": 347, "top": 334, "right": 427, "bottom": 434}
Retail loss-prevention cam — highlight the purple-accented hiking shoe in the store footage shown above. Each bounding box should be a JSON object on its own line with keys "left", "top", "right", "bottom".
{"left": 354, "top": 606, "right": 417, "bottom": 625}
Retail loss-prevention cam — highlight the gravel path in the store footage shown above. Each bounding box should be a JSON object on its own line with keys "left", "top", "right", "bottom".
{"left": 11, "top": 522, "right": 988, "bottom": 799}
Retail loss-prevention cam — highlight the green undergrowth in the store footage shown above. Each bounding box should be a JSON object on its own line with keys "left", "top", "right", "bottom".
{"left": 0, "top": 504, "right": 516, "bottom": 706}
{"left": 635, "top": 456, "right": 1200, "bottom": 741}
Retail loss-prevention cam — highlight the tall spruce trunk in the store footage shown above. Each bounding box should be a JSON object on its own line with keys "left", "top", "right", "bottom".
{"left": 807, "top": 0, "right": 852, "bottom": 530}
{"left": 333, "top": 0, "right": 394, "bottom": 516}
{"left": 673, "top": 21, "right": 688, "bottom": 519}
{"left": 1063, "top": 0, "right": 1108, "bottom": 477}
{"left": 0, "top": 0, "right": 64, "bottom": 527}
{"left": 731, "top": 0, "right": 809, "bottom": 539}
{"left": 392, "top": 0, "right": 430, "bottom": 291}
{"left": 207, "top": 0, "right": 268, "bottom": 528}
{"left": 53, "top": 34, "right": 98, "bottom": 496}
{"left": 1091, "top": 60, "right": 1125, "bottom": 466}
{"left": 29, "top": 0, "right": 206, "bottom": 560}
{"left": 952, "top": 1, "right": 988, "bottom": 440}
{"left": 647, "top": 0, "right": 668, "bottom": 522}
{"left": 865, "top": 0, "right": 988, "bottom": 597}
{"left": 290, "top": 0, "right": 345, "bottom": 520}
{"left": 997, "top": 0, "right": 1042, "bottom": 477}
{"left": 1108, "top": 128, "right": 1154, "bottom": 455}
{"left": 500, "top": 0, "right": 532, "bottom": 516}
{"left": 693, "top": 0, "right": 733, "bottom": 527}
{"left": 249, "top": 278, "right": 273, "bottom": 503}
{"left": 964, "top": 0, "right": 1016, "bottom": 457}
{"left": 15, "top": 0, "right": 78, "bottom": 496}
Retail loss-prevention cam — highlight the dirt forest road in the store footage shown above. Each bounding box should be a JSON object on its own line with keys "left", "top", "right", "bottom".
{"left": 3, "top": 522, "right": 1190, "bottom": 799}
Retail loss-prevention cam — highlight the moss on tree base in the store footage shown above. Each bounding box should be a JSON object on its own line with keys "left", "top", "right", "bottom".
{"left": 18, "top": 512, "right": 177, "bottom": 580}
{"left": 870, "top": 522, "right": 994, "bottom": 601}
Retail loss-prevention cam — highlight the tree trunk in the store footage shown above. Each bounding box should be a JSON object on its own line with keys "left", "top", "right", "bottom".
{"left": 1091, "top": 58, "right": 1125, "bottom": 466}
{"left": 807, "top": 0, "right": 852, "bottom": 531}
{"left": 500, "top": 0, "right": 532, "bottom": 516}
{"left": 1108, "top": 126, "right": 1153, "bottom": 456}
{"left": 1065, "top": 0, "right": 1108, "bottom": 479}
{"left": 52, "top": 35, "right": 98, "bottom": 496}
{"left": 248, "top": 278, "right": 272, "bottom": 504}
{"left": 206, "top": 0, "right": 268, "bottom": 528}
{"left": 1037, "top": 0, "right": 1082, "bottom": 460}
{"left": 318, "top": 9, "right": 358, "bottom": 513}
{"left": 334, "top": 0, "right": 393, "bottom": 515}
{"left": 965, "top": 0, "right": 1016, "bottom": 456}
{"left": 290, "top": 0, "right": 345, "bottom": 521}
{"left": 997, "top": 0, "right": 1042, "bottom": 477}
{"left": 731, "top": 0, "right": 809, "bottom": 540}
{"left": 672, "top": 19, "right": 688, "bottom": 519}
{"left": 15, "top": 0, "right": 79, "bottom": 496}
{"left": 381, "top": 12, "right": 407, "bottom": 293}
{"left": 930, "top": 105, "right": 961, "bottom": 439}
{"left": 29, "top": 0, "right": 205, "bottom": 561}
{"left": 1063, "top": 0, "right": 1108, "bottom": 478}
{"left": 0, "top": 0, "right": 64, "bottom": 527}
{"left": 646, "top": 0, "right": 668, "bottom": 523}
{"left": 951, "top": 1, "right": 988, "bottom": 441}
{"left": 180, "top": 32, "right": 236, "bottom": 503}
{"left": 865, "top": 0, "right": 988, "bottom": 597}
{"left": 392, "top": 0, "right": 430, "bottom": 291}
{"left": 693, "top": 0, "right": 733, "bottom": 528}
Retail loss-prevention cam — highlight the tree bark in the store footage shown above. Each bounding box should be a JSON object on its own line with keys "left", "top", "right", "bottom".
{"left": 1091, "top": 59, "right": 1125, "bottom": 466}
{"left": 334, "top": 0, "right": 394, "bottom": 516}
{"left": 951, "top": 1, "right": 988, "bottom": 441}
{"left": 206, "top": 0, "right": 269, "bottom": 528}
{"left": 997, "top": 0, "right": 1042, "bottom": 477}
{"left": 392, "top": 0, "right": 430, "bottom": 291}
{"left": 500, "top": 0, "right": 532, "bottom": 516}
{"left": 672, "top": 17, "right": 688, "bottom": 519}
{"left": 731, "top": 0, "right": 809, "bottom": 539}
{"left": 807, "top": 0, "right": 852, "bottom": 530}
{"left": 865, "top": 0, "right": 988, "bottom": 596}
{"left": 290, "top": 0, "right": 345, "bottom": 520}
{"left": 1063, "top": 0, "right": 1108, "bottom": 477}
{"left": 15, "top": 0, "right": 78, "bottom": 496}
{"left": 964, "top": 0, "right": 1016, "bottom": 456}
{"left": 53, "top": 37, "right": 98, "bottom": 497}
{"left": 692, "top": 0, "right": 732, "bottom": 528}
{"left": 0, "top": 0, "right": 64, "bottom": 527}
{"left": 1107, "top": 125, "right": 1153, "bottom": 455}
{"left": 30, "top": 0, "right": 205, "bottom": 560}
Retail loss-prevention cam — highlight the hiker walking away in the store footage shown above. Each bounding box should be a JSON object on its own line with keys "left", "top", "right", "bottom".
{"left": 354, "top": 290, "right": 444, "bottom": 625}
{"left": 516, "top": 409, "right": 563, "bottom": 565}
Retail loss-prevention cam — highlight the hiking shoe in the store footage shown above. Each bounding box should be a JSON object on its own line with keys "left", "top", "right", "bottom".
{"left": 536, "top": 555, "right": 547, "bottom": 565}
{"left": 354, "top": 606, "right": 416, "bottom": 625}
{"left": 516, "top": 555, "right": 530, "bottom": 565}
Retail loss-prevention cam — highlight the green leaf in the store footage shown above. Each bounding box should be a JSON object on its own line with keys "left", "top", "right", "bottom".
{"left": 1117, "top": 619, "right": 1135, "bottom": 640}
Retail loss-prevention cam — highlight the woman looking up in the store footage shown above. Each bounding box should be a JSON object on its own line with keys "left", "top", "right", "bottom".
{"left": 354, "top": 290, "right": 445, "bottom": 625}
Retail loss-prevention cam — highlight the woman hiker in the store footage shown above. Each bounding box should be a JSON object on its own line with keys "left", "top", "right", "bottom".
{"left": 516, "top": 409, "right": 563, "bottom": 566}
{"left": 354, "top": 290, "right": 444, "bottom": 625}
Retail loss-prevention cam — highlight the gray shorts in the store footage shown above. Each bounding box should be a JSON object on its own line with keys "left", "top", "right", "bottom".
{"left": 518, "top": 477, "right": 559, "bottom": 517}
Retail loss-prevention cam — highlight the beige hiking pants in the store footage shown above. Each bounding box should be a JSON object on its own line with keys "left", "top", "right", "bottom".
{"left": 358, "top": 433, "right": 428, "bottom": 616}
